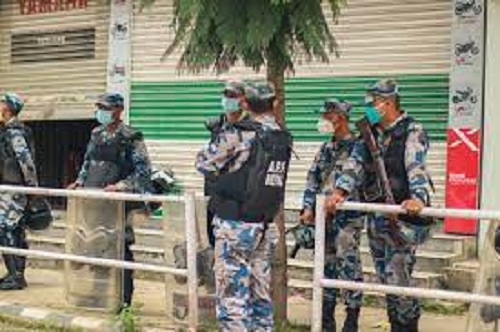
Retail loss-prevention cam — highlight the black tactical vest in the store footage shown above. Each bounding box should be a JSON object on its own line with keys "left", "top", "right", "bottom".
{"left": 384, "top": 117, "right": 413, "bottom": 204}
{"left": 363, "top": 117, "right": 433, "bottom": 226}
{"left": 0, "top": 122, "right": 35, "bottom": 185}
{"left": 83, "top": 127, "right": 142, "bottom": 188}
{"left": 211, "top": 121, "right": 293, "bottom": 223}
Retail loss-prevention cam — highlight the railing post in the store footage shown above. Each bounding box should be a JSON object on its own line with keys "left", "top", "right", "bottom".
{"left": 312, "top": 195, "right": 326, "bottom": 332}
{"left": 184, "top": 191, "right": 199, "bottom": 330}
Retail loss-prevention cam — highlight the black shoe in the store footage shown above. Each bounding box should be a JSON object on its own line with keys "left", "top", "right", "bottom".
{"left": 0, "top": 273, "right": 8, "bottom": 283}
{"left": 406, "top": 318, "right": 419, "bottom": 332}
{"left": 342, "top": 308, "right": 360, "bottom": 332}
{"left": 0, "top": 274, "right": 27, "bottom": 290}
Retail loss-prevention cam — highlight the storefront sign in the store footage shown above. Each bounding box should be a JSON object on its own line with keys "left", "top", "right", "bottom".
{"left": 444, "top": 0, "right": 485, "bottom": 234}
{"left": 18, "top": 0, "right": 88, "bottom": 15}
{"left": 106, "top": 0, "right": 131, "bottom": 120}
{"left": 444, "top": 129, "right": 481, "bottom": 234}
{"left": 11, "top": 28, "right": 95, "bottom": 63}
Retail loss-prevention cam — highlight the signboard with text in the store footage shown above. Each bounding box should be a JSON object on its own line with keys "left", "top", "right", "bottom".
{"left": 444, "top": 0, "right": 485, "bottom": 234}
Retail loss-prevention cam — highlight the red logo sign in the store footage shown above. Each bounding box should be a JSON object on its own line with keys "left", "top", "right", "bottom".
{"left": 444, "top": 128, "right": 481, "bottom": 234}
{"left": 18, "top": 0, "right": 88, "bottom": 15}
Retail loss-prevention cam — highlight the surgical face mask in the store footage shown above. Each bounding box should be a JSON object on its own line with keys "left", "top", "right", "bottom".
{"left": 317, "top": 118, "right": 335, "bottom": 134}
{"left": 95, "top": 109, "right": 114, "bottom": 125}
{"left": 221, "top": 97, "right": 240, "bottom": 113}
{"left": 364, "top": 105, "right": 383, "bottom": 125}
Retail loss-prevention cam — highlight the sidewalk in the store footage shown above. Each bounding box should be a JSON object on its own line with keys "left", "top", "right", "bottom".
{"left": 0, "top": 268, "right": 468, "bottom": 331}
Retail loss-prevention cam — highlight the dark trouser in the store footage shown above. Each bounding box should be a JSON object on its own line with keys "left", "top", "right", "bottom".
{"left": 206, "top": 208, "right": 215, "bottom": 248}
{"left": 1, "top": 226, "right": 28, "bottom": 277}
{"left": 123, "top": 224, "right": 135, "bottom": 307}
{"left": 123, "top": 241, "right": 134, "bottom": 306}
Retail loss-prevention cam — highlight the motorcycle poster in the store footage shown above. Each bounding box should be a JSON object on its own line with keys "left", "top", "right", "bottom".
{"left": 445, "top": 0, "right": 485, "bottom": 233}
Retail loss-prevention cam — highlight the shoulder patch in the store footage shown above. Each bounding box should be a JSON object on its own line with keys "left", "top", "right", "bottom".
{"left": 91, "top": 126, "right": 103, "bottom": 134}
{"left": 121, "top": 125, "right": 143, "bottom": 141}
{"left": 408, "top": 121, "right": 424, "bottom": 132}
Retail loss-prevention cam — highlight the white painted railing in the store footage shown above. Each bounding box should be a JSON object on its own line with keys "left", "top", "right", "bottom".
{"left": 0, "top": 185, "right": 199, "bottom": 331}
{"left": 311, "top": 197, "right": 500, "bottom": 332}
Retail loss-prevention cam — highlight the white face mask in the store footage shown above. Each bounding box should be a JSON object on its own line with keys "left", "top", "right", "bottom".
{"left": 317, "top": 118, "right": 335, "bottom": 134}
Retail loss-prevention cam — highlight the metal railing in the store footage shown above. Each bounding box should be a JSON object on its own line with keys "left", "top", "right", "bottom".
{"left": 3, "top": 185, "right": 500, "bottom": 331}
{"left": 0, "top": 185, "right": 200, "bottom": 331}
{"left": 311, "top": 197, "right": 500, "bottom": 332}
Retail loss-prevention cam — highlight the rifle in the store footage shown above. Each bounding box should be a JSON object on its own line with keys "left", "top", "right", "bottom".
{"left": 356, "top": 117, "right": 404, "bottom": 245}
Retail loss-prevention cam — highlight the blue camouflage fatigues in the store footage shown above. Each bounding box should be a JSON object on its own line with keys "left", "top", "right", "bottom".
{"left": 196, "top": 115, "right": 279, "bottom": 331}
{"left": 0, "top": 119, "right": 37, "bottom": 231}
{"left": 76, "top": 122, "right": 151, "bottom": 306}
{"left": 336, "top": 113, "right": 433, "bottom": 324}
{"left": 302, "top": 137, "right": 364, "bottom": 320}
{"left": 0, "top": 119, "right": 37, "bottom": 283}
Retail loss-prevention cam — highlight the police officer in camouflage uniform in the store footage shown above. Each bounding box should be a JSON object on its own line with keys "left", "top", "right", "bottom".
{"left": 68, "top": 93, "right": 152, "bottom": 310}
{"left": 196, "top": 82, "right": 292, "bottom": 331}
{"left": 204, "top": 80, "right": 250, "bottom": 247}
{"left": 326, "top": 80, "right": 434, "bottom": 332}
{"left": 0, "top": 93, "right": 37, "bottom": 291}
{"left": 300, "top": 99, "right": 363, "bottom": 332}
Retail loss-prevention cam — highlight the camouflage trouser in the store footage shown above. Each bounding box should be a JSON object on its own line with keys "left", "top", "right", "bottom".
{"left": 324, "top": 217, "right": 364, "bottom": 309}
{"left": 213, "top": 217, "right": 277, "bottom": 332}
{"left": 367, "top": 214, "right": 431, "bottom": 324}
{"left": 0, "top": 192, "right": 27, "bottom": 231}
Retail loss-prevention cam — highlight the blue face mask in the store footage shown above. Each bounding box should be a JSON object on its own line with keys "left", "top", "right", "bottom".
{"left": 364, "top": 105, "right": 382, "bottom": 125}
{"left": 95, "top": 109, "right": 114, "bottom": 125}
{"left": 221, "top": 97, "right": 240, "bottom": 113}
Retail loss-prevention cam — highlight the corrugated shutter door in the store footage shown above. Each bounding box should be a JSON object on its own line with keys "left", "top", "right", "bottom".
{"left": 294, "top": 0, "right": 452, "bottom": 77}
{"left": 131, "top": 0, "right": 264, "bottom": 82}
{"left": 131, "top": 75, "right": 449, "bottom": 141}
{"left": 132, "top": 0, "right": 451, "bottom": 81}
{"left": 0, "top": 0, "right": 109, "bottom": 120}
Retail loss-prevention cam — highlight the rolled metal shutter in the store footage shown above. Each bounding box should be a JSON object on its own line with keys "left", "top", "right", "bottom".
{"left": 131, "top": 0, "right": 451, "bottom": 207}
{"left": 0, "top": 0, "right": 109, "bottom": 121}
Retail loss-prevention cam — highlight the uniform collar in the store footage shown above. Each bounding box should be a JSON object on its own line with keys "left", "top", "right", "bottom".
{"left": 331, "top": 133, "right": 354, "bottom": 147}
{"left": 384, "top": 111, "right": 407, "bottom": 133}
{"left": 5, "top": 117, "right": 20, "bottom": 127}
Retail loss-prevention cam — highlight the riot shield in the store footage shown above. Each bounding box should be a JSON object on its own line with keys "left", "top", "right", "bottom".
{"left": 64, "top": 194, "right": 125, "bottom": 311}
{"left": 163, "top": 197, "right": 216, "bottom": 321}
{"left": 467, "top": 219, "right": 500, "bottom": 332}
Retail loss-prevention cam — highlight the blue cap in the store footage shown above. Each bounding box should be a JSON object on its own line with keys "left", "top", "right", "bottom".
{"left": 96, "top": 93, "right": 124, "bottom": 109}
{"left": 223, "top": 80, "right": 246, "bottom": 95}
{"left": 244, "top": 82, "right": 276, "bottom": 102}
{"left": 1, "top": 92, "right": 24, "bottom": 115}
{"left": 317, "top": 98, "right": 352, "bottom": 117}
{"left": 367, "top": 79, "right": 399, "bottom": 98}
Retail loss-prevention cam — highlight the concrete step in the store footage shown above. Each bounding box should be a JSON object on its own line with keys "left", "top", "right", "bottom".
{"left": 360, "top": 247, "right": 462, "bottom": 274}
{"left": 24, "top": 235, "right": 445, "bottom": 288}
{"left": 359, "top": 231, "right": 476, "bottom": 255}
{"left": 443, "top": 260, "right": 479, "bottom": 292}
{"left": 288, "top": 259, "right": 444, "bottom": 289}
{"left": 44, "top": 221, "right": 467, "bottom": 263}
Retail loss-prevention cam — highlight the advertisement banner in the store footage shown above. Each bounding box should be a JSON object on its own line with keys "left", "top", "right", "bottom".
{"left": 444, "top": 0, "right": 485, "bottom": 234}
{"left": 444, "top": 128, "right": 481, "bottom": 234}
{"left": 106, "top": 0, "right": 132, "bottom": 121}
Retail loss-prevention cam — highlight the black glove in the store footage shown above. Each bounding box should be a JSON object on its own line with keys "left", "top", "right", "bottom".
{"left": 204, "top": 115, "right": 225, "bottom": 134}
{"left": 495, "top": 225, "right": 500, "bottom": 254}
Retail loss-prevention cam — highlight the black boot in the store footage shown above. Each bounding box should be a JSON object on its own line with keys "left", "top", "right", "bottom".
{"left": 406, "top": 318, "right": 419, "bottom": 332}
{"left": 390, "top": 321, "right": 403, "bottom": 332}
{"left": 0, "top": 255, "right": 26, "bottom": 291}
{"left": 342, "top": 308, "right": 360, "bottom": 332}
{"left": 322, "top": 301, "right": 336, "bottom": 332}
{"left": 389, "top": 315, "right": 403, "bottom": 332}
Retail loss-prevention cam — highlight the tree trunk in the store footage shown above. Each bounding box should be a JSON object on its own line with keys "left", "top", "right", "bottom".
{"left": 267, "top": 60, "right": 288, "bottom": 324}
